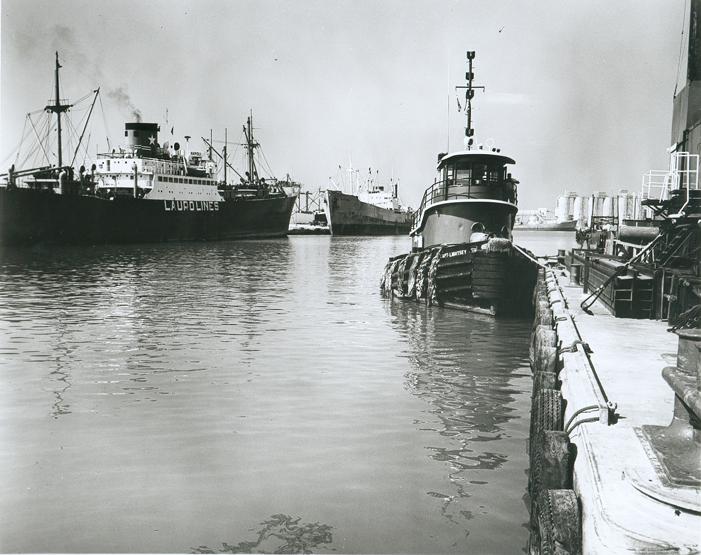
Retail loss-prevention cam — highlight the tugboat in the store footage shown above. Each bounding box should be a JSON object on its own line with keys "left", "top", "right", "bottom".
{"left": 0, "top": 52, "right": 297, "bottom": 247}
{"left": 381, "top": 51, "right": 537, "bottom": 316}
{"left": 324, "top": 162, "right": 412, "bottom": 235}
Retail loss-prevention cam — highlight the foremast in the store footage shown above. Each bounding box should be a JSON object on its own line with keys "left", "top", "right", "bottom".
{"left": 44, "top": 52, "right": 72, "bottom": 168}
{"left": 243, "top": 115, "right": 260, "bottom": 184}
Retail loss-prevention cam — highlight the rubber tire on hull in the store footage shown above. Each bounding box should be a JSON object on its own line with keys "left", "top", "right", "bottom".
{"left": 533, "top": 489, "right": 582, "bottom": 555}
{"left": 529, "top": 389, "right": 564, "bottom": 455}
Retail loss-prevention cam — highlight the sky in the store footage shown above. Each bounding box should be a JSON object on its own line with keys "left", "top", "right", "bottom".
{"left": 0, "top": 0, "right": 690, "bottom": 210}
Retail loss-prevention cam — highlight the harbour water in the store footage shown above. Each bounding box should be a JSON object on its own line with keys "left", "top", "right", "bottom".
{"left": 0, "top": 232, "right": 574, "bottom": 554}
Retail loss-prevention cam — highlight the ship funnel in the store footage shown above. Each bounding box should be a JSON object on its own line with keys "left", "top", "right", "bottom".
{"left": 125, "top": 122, "right": 159, "bottom": 152}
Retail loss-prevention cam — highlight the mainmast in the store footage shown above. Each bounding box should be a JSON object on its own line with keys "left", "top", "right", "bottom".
{"left": 244, "top": 115, "right": 259, "bottom": 183}
{"left": 45, "top": 51, "right": 72, "bottom": 167}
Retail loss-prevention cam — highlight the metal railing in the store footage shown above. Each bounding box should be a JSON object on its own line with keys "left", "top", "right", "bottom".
{"left": 411, "top": 179, "right": 517, "bottom": 230}
{"left": 641, "top": 152, "right": 699, "bottom": 202}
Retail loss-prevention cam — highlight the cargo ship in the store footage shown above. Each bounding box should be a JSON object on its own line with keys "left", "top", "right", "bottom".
{"left": 381, "top": 51, "right": 537, "bottom": 316}
{"left": 324, "top": 164, "right": 412, "bottom": 235}
{"left": 0, "top": 52, "right": 297, "bottom": 247}
{"left": 514, "top": 217, "right": 577, "bottom": 231}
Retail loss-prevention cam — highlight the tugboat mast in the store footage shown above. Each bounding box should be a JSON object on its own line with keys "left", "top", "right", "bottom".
{"left": 457, "top": 51, "right": 484, "bottom": 150}
{"left": 465, "top": 51, "right": 475, "bottom": 142}
{"left": 45, "top": 51, "right": 72, "bottom": 168}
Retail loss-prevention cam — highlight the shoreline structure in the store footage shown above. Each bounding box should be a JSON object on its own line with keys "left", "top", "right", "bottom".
{"left": 527, "top": 263, "right": 700, "bottom": 554}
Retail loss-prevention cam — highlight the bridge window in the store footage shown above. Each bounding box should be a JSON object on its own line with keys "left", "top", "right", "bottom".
{"left": 456, "top": 163, "right": 472, "bottom": 184}
{"left": 473, "top": 164, "right": 488, "bottom": 185}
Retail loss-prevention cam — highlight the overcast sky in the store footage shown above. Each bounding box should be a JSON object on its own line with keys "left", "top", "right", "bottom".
{"left": 0, "top": 0, "right": 690, "bottom": 210}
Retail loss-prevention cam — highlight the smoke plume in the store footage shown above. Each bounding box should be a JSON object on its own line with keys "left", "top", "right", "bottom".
{"left": 107, "top": 86, "right": 142, "bottom": 122}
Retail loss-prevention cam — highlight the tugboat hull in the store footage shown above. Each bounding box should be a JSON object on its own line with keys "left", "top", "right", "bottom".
{"left": 381, "top": 239, "right": 537, "bottom": 317}
{"left": 415, "top": 200, "right": 517, "bottom": 248}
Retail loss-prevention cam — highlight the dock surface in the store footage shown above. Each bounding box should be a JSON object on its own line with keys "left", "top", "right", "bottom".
{"left": 545, "top": 268, "right": 700, "bottom": 554}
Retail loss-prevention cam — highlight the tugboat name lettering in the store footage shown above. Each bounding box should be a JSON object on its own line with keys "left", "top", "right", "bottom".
{"left": 164, "top": 200, "right": 219, "bottom": 212}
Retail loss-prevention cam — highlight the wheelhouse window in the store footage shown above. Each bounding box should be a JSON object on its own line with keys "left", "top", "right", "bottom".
{"left": 455, "top": 162, "right": 471, "bottom": 184}
{"left": 437, "top": 158, "right": 512, "bottom": 202}
{"left": 445, "top": 165, "right": 454, "bottom": 184}
{"left": 473, "top": 164, "right": 488, "bottom": 186}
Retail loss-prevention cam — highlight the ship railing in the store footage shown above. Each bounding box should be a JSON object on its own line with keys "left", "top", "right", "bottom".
{"left": 641, "top": 170, "right": 671, "bottom": 202}
{"left": 412, "top": 179, "right": 515, "bottom": 230}
{"left": 641, "top": 151, "right": 699, "bottom": 216}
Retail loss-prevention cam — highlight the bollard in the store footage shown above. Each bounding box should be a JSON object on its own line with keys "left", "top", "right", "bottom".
{"left": 557, "top": 249, "right": 566, "bottom": 265}
{"left": 569, "top": 264, "right": 581, "bottom": 286}
{"left": 641, "top": 328, "right": 701, "bottom": 487}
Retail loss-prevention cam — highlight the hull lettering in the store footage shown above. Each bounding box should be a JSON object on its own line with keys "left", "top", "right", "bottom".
{"left": 164, "top": 200, "right": 220, "bottom": 212}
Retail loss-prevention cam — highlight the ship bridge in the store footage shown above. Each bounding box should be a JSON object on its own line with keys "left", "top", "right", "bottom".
{"left": 411, "top": 149, "right": 518, "bottom": 234}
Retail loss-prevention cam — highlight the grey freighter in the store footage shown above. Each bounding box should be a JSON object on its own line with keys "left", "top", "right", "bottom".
{"left": 324, "top": 164, "right": 412, "bottom": 235}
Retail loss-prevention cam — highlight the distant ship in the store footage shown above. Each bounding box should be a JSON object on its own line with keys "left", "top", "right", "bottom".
{"left": 514, "top": 219, "right": 577, "bottom": 231}
{"left": 382, "top": 51, "right": 537, "bottom": 316}
{"left": 0, "top": 52, "right": 297, "bottom": 247}
{"left": 324, "top": 163, "right": 412, "bottom": 235}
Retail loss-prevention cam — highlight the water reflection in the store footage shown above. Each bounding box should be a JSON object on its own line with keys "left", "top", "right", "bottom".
{"left": 388, "top": 298, "right": 532, "bottom": 524}
{"left": 0, "top": 240, "right": 297, "bottom": 415}
{"left": 49, "top": 364, "right": 72, "bottom": 418}
{"left": 0, "top": 236, "right": 530, "bottom": 553}
{"left": 192, "top": 514, "right": 333, "bottom": 554}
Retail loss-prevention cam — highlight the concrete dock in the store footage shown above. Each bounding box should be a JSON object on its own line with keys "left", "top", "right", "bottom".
{"left": 536, "top": 266, "right": 700, "bottom": 554}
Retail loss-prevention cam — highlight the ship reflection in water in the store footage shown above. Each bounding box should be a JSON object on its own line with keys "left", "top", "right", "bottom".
{"left": 0, "top": 236, "right": 534, "bottom": 554}
{"left": 388, "top": 297, "right": 533, "bottom": 529}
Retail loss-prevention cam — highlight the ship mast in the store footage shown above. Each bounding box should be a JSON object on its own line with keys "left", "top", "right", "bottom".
{"left": 244, "top": 115, "right": 259, "bottom": 184}
{"left": 45, "top": 51, "right": 72, "bottom": 168}
{"left": 465, "top": 51, "right": 475, "bottom": 144}
{"left": 456, "top": 51, "right": 484, "bottom": 150}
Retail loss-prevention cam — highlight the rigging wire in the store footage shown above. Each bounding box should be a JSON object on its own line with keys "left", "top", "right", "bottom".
{"left": 1, "top": 119, "right": 29, "bottom": 167}
{"left": 98, "top": 92, "right": 113, "bottom": 152}
{"left": 674, "top": 0, "right": 688, "bottom": 97}
{"left": 258, "top": 146, "right": 276, "bottom": 180}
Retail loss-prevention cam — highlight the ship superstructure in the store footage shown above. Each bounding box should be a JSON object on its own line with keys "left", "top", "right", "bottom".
{"left": 411, "top": 51, "right": 519, "bottom": 251}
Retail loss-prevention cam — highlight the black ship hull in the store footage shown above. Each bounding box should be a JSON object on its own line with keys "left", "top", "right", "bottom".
{"left": 0, "top": 187, "right": 297, "bottom": 247}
